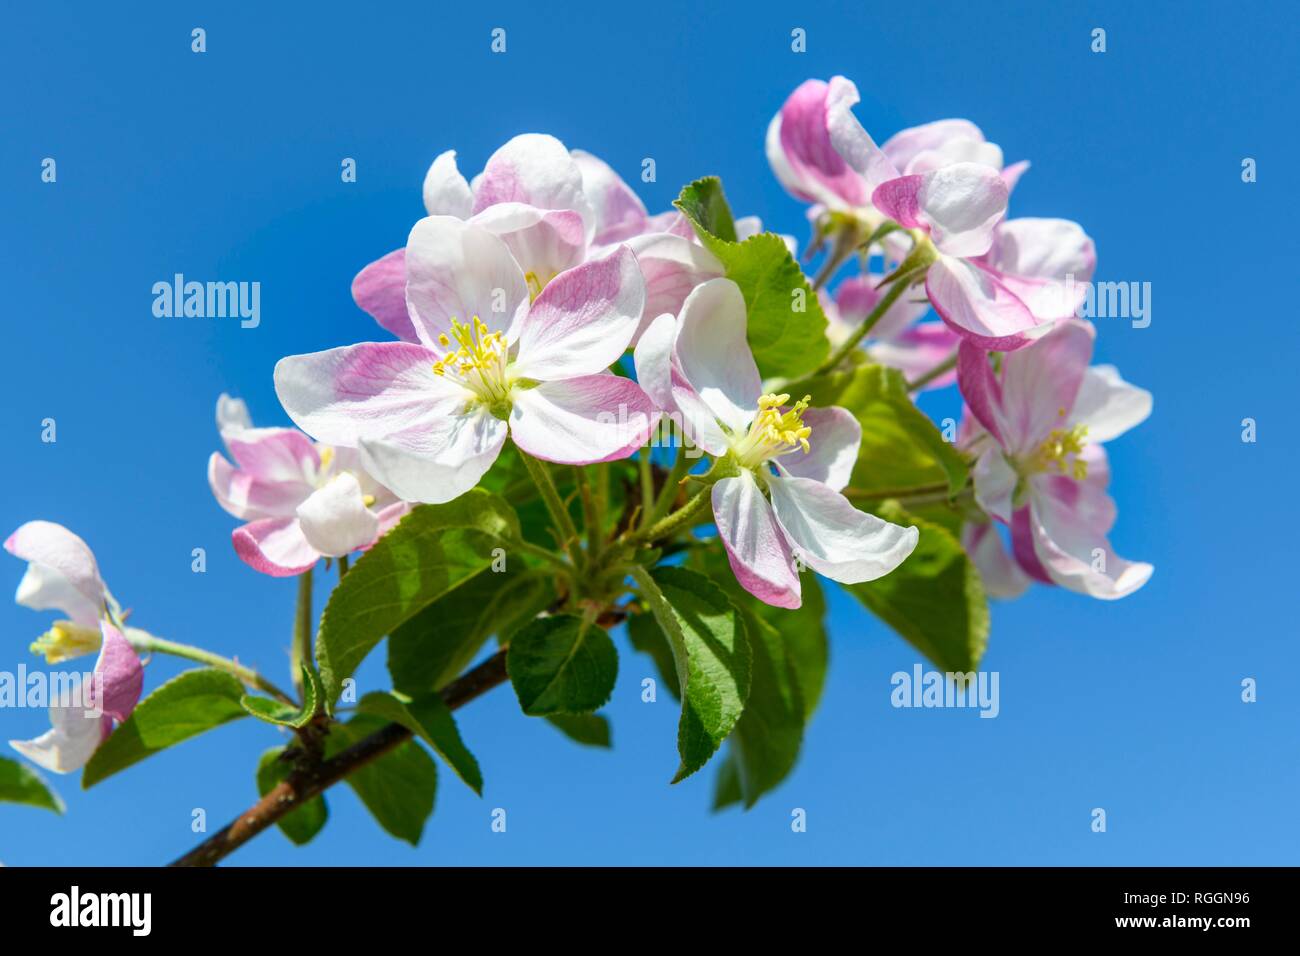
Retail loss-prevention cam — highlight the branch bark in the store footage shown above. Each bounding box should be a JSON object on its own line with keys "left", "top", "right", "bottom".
{"left": 168, "top": 648, "right": 510, "bottom": 867}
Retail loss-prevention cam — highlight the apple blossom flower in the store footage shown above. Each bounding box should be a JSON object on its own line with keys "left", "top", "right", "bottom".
{"left": 635, "top": 278, "right": 918, "bottom": 609}
{"left": 825, "top": 275, "right": 960, "bottom": 389}
{"left": 8, "top": 620, "right": 143, "bottom": 773}
{"left": 352, "top": 134, "right": 723, "bottom": 345}
{"left": 767, "top": 76, "right": 1025, "bottom": 226}
{"left": 275, "top": 218, "right": 660, "bottom": 506}
{"left": 5, "top": 522, "right": 144, "bottom": 773}
{"left": 771, "top": 76, "right": 1096, "bottom": 351}
{"left": 208, "top": 394, "right": 408, "bottom": 577}
{"left": 6, "top": 520, "right": 117, "bottom": 664}
{"left": 957, "top": 319, "right": 1153, "bottom": 598}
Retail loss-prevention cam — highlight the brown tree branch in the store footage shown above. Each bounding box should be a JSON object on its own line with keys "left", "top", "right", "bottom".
{"left": 168, "top": 648, "right": 510, "bottom": 867}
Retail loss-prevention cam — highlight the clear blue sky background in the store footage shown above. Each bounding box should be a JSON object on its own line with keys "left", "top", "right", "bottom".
{"left": 2, "top": 1, "right": 1297, "bottom": 865}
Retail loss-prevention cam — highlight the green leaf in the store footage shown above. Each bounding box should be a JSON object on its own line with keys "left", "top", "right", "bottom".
{"left": 317, "top": 490, "right": 520, "bottom": 708}
{"left": 545, "top": 713, "right": 612, "bottom": 748}
{"left": 627, "top": 611, "right": 681, "bottom": 700}
{"left": 0, "top": 755, "right": 64, "bottom": 814}
{"left": 240, "top": 665, "right": 320, "bottom": 728}
{"left": 256, "top": 747, "right": 328, "bottom": 846}
{"left": 325, "top": 715, "right": 437, "bottom": 846}
{"left": 844, "top": 501, "right": 990, "bottom": 673}
{"left": 637, "top": 566, "right": 751, "bottom": 783}
{"left": 356, "top": 691, "right": 483, "bottom": 795}
{"left": 507, "top": 614, "right": 618, "bottom": 716}
{"left": 674, "top": 175, "right": 738, "bottom": 242}
{"left": 83, "top": 669, "right": 248, "bottom": 788}
{"left": 387, "top": 567, "right": 554, "bottom": 697}
{"left": 791, "top": 363, "right": 969, "bottom": 496}
{"left": 674, "top": 177, "right": 829, "bottom": 380}
{"left": 687, "top": 549, "right": 830, "bottom": 808}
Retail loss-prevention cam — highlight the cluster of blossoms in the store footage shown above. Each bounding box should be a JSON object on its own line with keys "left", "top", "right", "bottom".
{"left": 6, "top": 76, "right": 1151, "bottom": 804}
{"left": 767, "top": 76, "right": 1152, "bottom": 598}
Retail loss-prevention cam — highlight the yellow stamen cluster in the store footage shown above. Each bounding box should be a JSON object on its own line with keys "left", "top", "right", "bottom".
{"left": 30, "top": 621, "right": 103, "bottom": 664}
{"left": 1031, "top": 423, "right": 1090, "bottom": 480}
{"left": 734, "top": 393, "right": 814, "bottom": 468}
{"left": 431, "top": 316, "right": 510, "bottom": 402}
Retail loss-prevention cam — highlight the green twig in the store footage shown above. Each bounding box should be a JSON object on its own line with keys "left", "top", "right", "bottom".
{"left": 127, "top": 632, "right": 297, "bottom": 705}
{"left": 519, "top": 448, "right": 584, "bottom": 569}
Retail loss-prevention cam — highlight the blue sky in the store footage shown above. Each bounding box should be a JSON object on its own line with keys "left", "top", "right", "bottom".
{"left": 2, "top": 1, "right": 1297, "bottom": 865}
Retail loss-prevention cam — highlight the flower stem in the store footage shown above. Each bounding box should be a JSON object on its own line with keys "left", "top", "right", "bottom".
{"left": 643, "top": 448, "right": 692, "bottom": 529}
{"left": 513, "top": 538, "right": 574, "bottom": 574}
{"left": 574, "top": 466, "right": 602, "bottom": 561}
{"left": 290, "top": 568, "right": 313, "bottom": 700}
{"left": 813, "top": 276, "right": 912, "bottom": 375}
{"left": 906, "top": 349, "right": 959, "bottom": 391}
{"left": 626, "top": 486, "right": 712, "bottom": 546}
{"left": 128, "top": 632, "right": 296, "bottom": 705}
{"left": 519, "top": 449, "right": 584, "bottom": 569}
{"left": 638, "top": 449, "right": 655, "bottom": 525}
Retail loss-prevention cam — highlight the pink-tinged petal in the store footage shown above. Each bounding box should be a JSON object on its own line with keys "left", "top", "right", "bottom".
{"left": 632, "top": 312, "right": 677, "bottom": 412}
{"left": 471, "top": 134, "right": 594, "bottom": 237}
{"left": 468, "top": 202, "right": 586, "bottom": 287}
{"left": 9, "top": 689, "right": 109, "bottom": 774}
{"left": 92, "top": 621, "right": 143, "bottom": 724}
{"left": 1026, "top": 469, "right": 1153, "bottom": 599}
{"left": 359, "top": 406, "right": 509, "bottom": 505}
{"left": 216, "top": 393, "right": 252, "bottom": 436}
{"left": 295, "top": 474, "right": 381, "bottom": 558}
{"left": 961, "top": 522, "right": 1030, "bottom": 599}
{"left": 875, "top": 164, "right": 1008, "bottom": 257}
{"left": 6, "top": 521, "right": 105, "bottom": 627}
{"left": 512, "top": 246, "right": 645, "bottom": 380}
{"left": 882, "top": 119, "right": 987, "bottom": 173}
{"left": 403, "top": 216, "right": 529, "bottom": 348}
{"left": 834, "top": 273, "right": 930, "bottom": 341}
{"left": 867, "top": 321, "right": 961, "bottom": 388}
{"left": 824, "top": 76, "right": 900, "bottom": 197}
{"left": 770, "top": 78, "right": 873, "bottom": 208}
{"left": 871, "top": 175, "right": 925, "bottom": 228}
{"left": 972, "top": 447, "right": 1017, "bottom": 523}
{"left": 1000, "top": 160, "right": 1030, "bottom": 192}
{"left": 956, "top": 341, "right": 1008, "bottom": 445}
{"left": 776, "top": 406, "right": 860, "bottom": 492}
{"left": 905, "top": 139, "right": 1004, "bottom": 177}
{"left": 927, "top": 255, "right": 1042, "bottom": 351}
{"left": 669, "top": 370, "right": 731, "bottom": 457}
{"left": 674, "top": 278, "right": 761, "bottom": 435}
{"left": 643, "top": 210, "right": 694, "bottom": 238}
{"left": 274, "top": 342, "right": 462, "bottom": 447}
{"left": 623, "top": 232, "right": 723, "bottom": 340}
{"left": 571, "top": 149, "right": 648, "bottom": 245}
{"left": 422, "top": 149, "right": 473, "bottom": 218}
{"left": 712, "top": 472, "right": 801, "bottom": 609}
{"left": 352, "top": 248, "right": 420, "bottom": 342}
{"left": 208, "top": 452, "right": 310, "bottom": 522}
{"left": 767, "top": 474, "right": 918, "bottom": 584}
{"left": 982, "top": 218, "right": 1097, "bottom": 322}
{"left": 1069, "top": 365, "right": 1153, "bottom": 442}
{"left": 223, "top": 427, "right": 319, "bottom": 482}
{"left": 509, "top": 375, "right": 659, "bottom": 465}
{"left": 371, "top": 501, "right": 412, "bottom": 542}
{"left": 233, "top": 518, "right": 320, "bottom": 577}
{"left": 998, "top": 319, "right": 1095, "bottom": 452}
{"left": 1010, "top": 505, "right": 1054, "bottom": 585}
